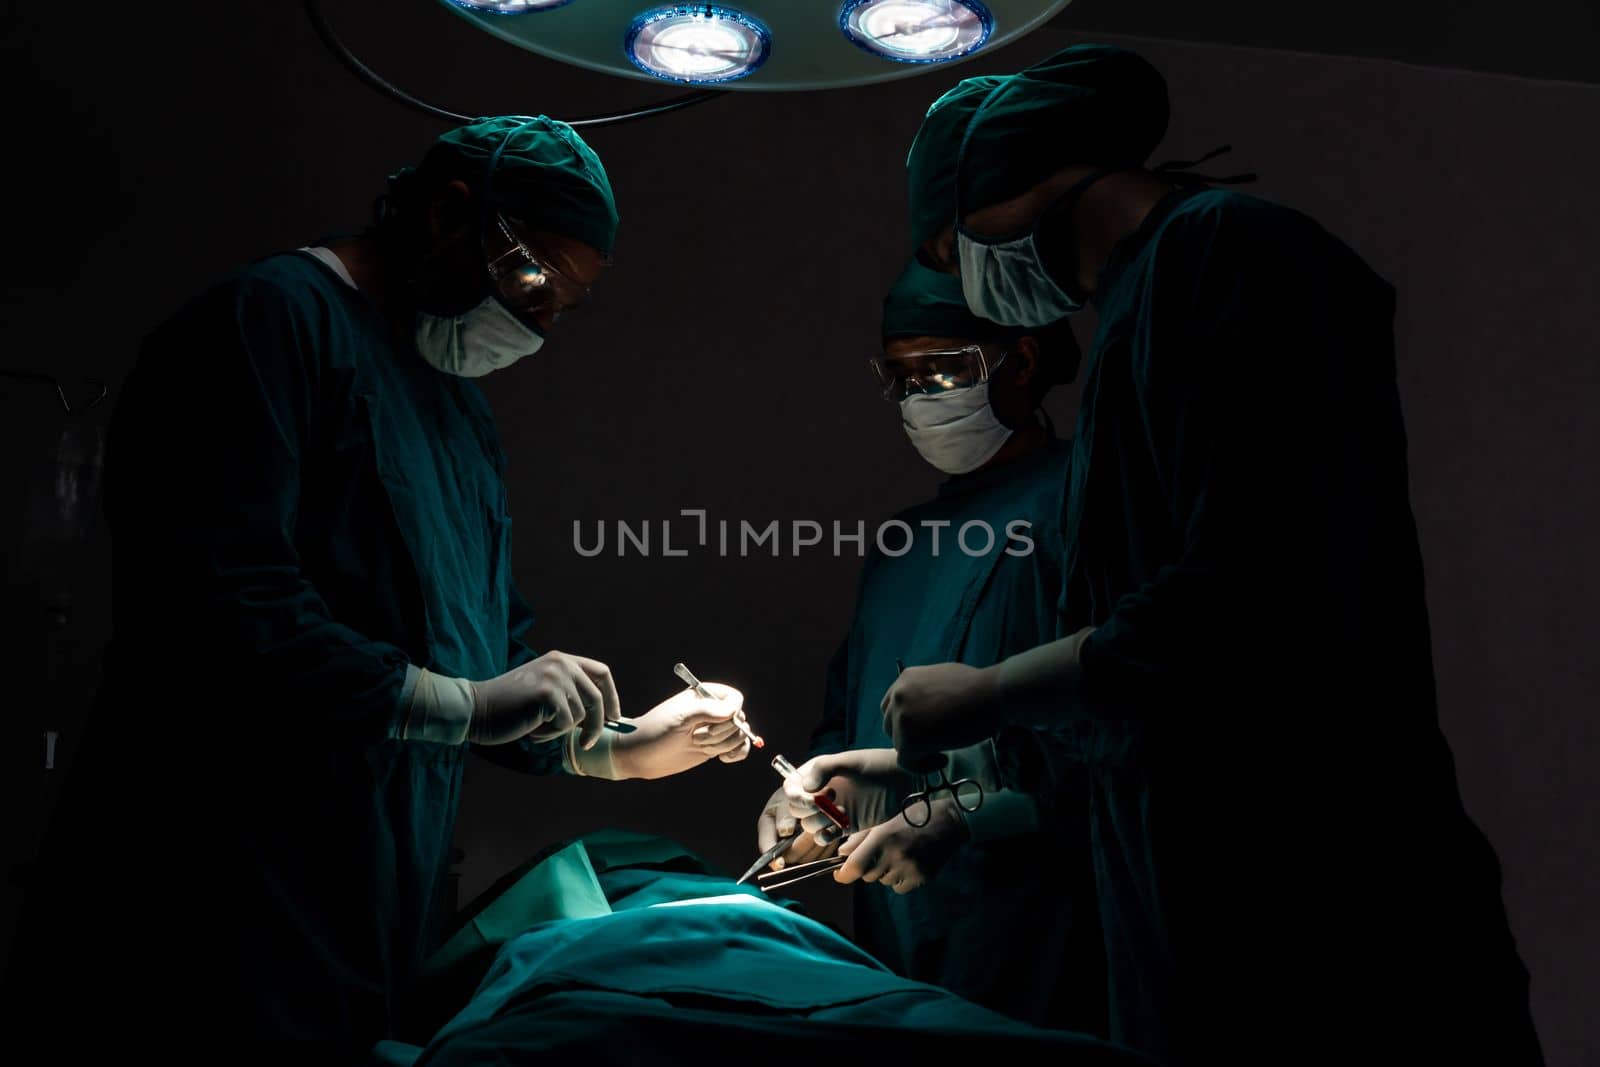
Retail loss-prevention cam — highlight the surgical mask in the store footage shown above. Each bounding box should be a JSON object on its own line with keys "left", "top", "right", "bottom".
{"left": 955, "top": 167, "right": 1114, "bottom": 328}
{"left": 900, "top": 382, "right": 1013, "bottom": 475}
{"left": 957, "top": 229, "right": 1081, "bottom": 328}
{"left": 414, "top": 295, "right": 544, "bottom": 378}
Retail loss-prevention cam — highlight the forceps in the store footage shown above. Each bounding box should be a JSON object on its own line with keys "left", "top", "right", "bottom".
{"left": 734, "top": 755, "right": 851, "bottom": 886}
{"left": 757, "top": 854, "right": 848, "bottom": 892}
{"left": 736, "top": 829, "right": 804, "bottom": 886}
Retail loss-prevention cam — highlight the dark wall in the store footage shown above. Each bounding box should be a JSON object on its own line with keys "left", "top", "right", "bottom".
{"left": 1058, "top": 0, "right": 1600, "bottom": 83}
{"left": 1, "top": 2, "right": 1594, "bottom": 1062}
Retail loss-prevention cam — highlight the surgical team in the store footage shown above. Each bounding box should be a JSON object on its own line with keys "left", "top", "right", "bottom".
{"left": 13, "top": 42, "right": 1542, "bottom": 1066}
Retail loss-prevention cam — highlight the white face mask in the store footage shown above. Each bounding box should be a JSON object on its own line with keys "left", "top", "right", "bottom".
{"left": 900, "top": 381, "right": 1013, "bottom": 475}
{"left": 955, "top": 167, "right": 1117, "bottom": 328}
{"left": 957, "top": 228, "right": 1082, "bottom": 328}
{"left": 414, "top": 295, "right": 544, "bottom": 378}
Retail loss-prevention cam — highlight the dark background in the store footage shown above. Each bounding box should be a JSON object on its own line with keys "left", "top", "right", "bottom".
{"left": 2, "top": 2, "right": 1595, "bottom": 1062}
{"left": 1056, "top": 0, "right": 1600, "bottom": 83}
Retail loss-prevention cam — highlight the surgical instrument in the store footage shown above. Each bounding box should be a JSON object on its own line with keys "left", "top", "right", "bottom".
{"left": 757, "top": 855, "right": 848, "bottom": 892}
{"left": 737, "top": 815, "right": 847, "bottom": 885}
{"left": 673, "top": 662, "right": 764, "bottom": 748}
{"left": 736, "top": 829, "right": 804, "bottom": 886}
{"left": 901, "top": 761, "right": 983, "bottom": 827}
{"left": 771, "top": 754, "right": 850, "bottom": 830}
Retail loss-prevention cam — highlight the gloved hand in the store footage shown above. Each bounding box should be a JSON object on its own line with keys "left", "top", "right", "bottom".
{"left": 785, "top": 748, "right": 916, "bottom": 844}
{"left": 879, "top": 663, "right": 1003, "bottom": 770}
{"left": 755, "top": 787, "right": 839, "bottom": 873}
{"left": 880, "top": 631, "right": 1097, "bottom": 766}
{"left": 467, "top": 651, "right": 619, "bottom": 747}
{"left": 572, "top": 682, "right": 750, "bottom": 780}
{"left": 833, "top": 795, "right": 970, "bottom": 895}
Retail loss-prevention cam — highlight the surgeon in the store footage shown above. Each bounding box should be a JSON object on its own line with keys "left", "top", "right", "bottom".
{"left": 753, "top": 258, "right": 1103, "bottom": 1032}
{"left": 10, "top": 117, "right": 750, "bottom": 1060}
{"left": 881, "top": 44, "right": 1542, "bottom": 1065}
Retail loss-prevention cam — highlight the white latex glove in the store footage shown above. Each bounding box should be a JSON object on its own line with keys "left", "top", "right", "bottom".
{"left": 833, "top": 795, "right": 970, "bottom": 895}
{"left": 467, "top": 651, "right": 618, "bottom": 747}
{"left": 755, "top": 786, "right": 839, "bottom": 873}
{"left": 573, "top": 682, "right": 750, "bottom": 780}
{"left": 786, "top": 748, "right": 916, "bottom": 845}
{"left": 880, "top": 662, "right": 1003, "bottom": 770}
{"left": 880, "top": 628, "right": 1095, "bottom": 765}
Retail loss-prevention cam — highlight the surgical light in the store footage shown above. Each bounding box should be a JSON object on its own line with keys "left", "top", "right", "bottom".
{"left": 626, "top": 6, "right": 772, "bottom": 84}
{"left": 448, "top": 0, "right": 575, "bottom": 12}
{"left": 840, "top": 0, "right": 992, "bottom": 63}
{"left": 435, "top": 0, "right": 1071, "bottom": 92}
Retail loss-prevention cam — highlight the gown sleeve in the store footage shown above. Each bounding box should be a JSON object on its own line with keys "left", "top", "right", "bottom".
{"left": 110, "top": 273, "right": 411, "bottom": 743}
{"left": 807, "top": 636, "right": 854, "bottom": 758}
{"left": 505, "top": 582, "right": 539, "bottom": 670}
{"left": 1076, "top": 198, "right": 1412, "bottom": 717}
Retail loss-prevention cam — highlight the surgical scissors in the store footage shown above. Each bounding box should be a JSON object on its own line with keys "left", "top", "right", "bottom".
{"left": 900, "top": 762, "right": 984, "bottom": 827}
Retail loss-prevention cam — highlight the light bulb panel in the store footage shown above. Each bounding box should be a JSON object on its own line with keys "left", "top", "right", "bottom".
{"left": 447, "top": 0, "right": 576, "bottom": 13}
{"left": 625, "top": 6, "right": 772, "bottom": 84}
{"left": 839, "top": 0, "right": 993, "bottom": 64}
{"left": 440, "top": 0, "right": 1073, "bottom": 92}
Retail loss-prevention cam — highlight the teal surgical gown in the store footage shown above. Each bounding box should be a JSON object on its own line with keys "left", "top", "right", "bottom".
{"left": 1032, "top": 188, "right": 1540, "bottom": 1064}
{"left": 811, "top": 438, "right": 1106, "bottom": 1033}
{"left": 13, "top": 250, "right": 562, "bottom": 1056}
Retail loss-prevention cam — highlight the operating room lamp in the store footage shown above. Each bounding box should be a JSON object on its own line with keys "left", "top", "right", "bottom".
{"left": 307, "top": 2, "right": 1072, "bottom": 127}
{"left": 441, "top": 1, "right": 1072, "bottom": 89}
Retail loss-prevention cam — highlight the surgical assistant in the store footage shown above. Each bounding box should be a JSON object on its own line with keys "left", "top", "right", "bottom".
{"left": 883, "top": 44, "right": 1542, "bottom": 1065}
{"left": 756, "top": 259, "right": 1104, "bottom": 1032}
{"left": 10, "top": 117, "right": 751, "bottom": 1058}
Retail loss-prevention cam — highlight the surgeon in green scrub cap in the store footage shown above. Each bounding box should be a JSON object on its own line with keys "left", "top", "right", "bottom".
{"left": 752, "top": 259, "right": 1103, "bottom": 1031}
{"left": 885, "top": 43, "right": 1541, "bottom": 1066}
{"left": 11, "top": 117, "right": 753, "bottom": 1059}
{"left": 905, "top": 74, "right": 1008, "bottom": 256}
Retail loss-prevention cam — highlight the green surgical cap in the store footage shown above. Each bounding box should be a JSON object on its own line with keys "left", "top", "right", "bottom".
{"left": 905, "top": 44, "right": 1168, "bottom": 250}
{"left": 421, "top": 115, "right": 619, "bottom": 257}
{"left": 906, "top": 75, "right": 1005, "bottom": 252}
{"left": 881, "top": 259, "right": 1082, "bottom": 384}
{"left": 882, "top": 258, "right": 1020, "bottom": 342}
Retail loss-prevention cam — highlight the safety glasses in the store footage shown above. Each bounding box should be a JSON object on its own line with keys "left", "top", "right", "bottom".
{"left": 483, "top": 214, "right": 596, "bottom": 322}
{"left": 869, "top": 344, "right": 1007, "bottom": 403}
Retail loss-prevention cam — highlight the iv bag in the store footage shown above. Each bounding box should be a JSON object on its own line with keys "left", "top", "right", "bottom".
{"left": 17, "top": 418, "right": 105, "bottom": 614}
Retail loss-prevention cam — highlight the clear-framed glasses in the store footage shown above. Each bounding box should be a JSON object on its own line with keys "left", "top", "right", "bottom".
{"left": 901, "top": 766, "right": 984, "bottom": 828}
{"left": 483, "top": 214, "right": 596, "bottom": 322}
{"left": 869, "top": 344, "right": 1007, "bottom": 403}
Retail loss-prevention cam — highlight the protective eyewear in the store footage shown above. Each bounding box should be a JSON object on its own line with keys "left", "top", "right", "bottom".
{"left": 483, "top": 214, "right": 595, "bottom": 322}
{"left": 869, "top": 345, "right": 1007, "bottom": 403}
